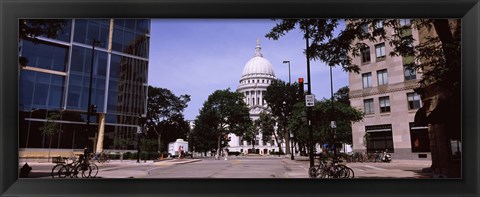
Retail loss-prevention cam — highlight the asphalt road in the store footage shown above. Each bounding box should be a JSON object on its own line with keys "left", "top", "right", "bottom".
{"left": 20, "top": 156, "right": 432, "bottom": 179}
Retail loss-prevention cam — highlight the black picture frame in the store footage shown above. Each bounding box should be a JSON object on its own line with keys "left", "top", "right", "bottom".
{"left": 1, "top": 0, "right": 478, "bottom": 196}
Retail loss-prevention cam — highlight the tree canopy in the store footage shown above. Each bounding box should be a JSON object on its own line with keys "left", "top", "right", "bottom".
{"left": 264, "top": 79, "right": 302, "bottom": 154}
{"left": 145, "top": 86, "right": 190, "bottom": 152}
{"left": 191, "top": 88, "right": 252, "bottom": 157}
{"left": 266, "top": 19, "right": 460, "bottom": 93}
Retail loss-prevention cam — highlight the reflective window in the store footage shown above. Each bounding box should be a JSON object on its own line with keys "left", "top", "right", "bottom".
{"left": 20, "top": 39, "right": 69, "bottom": 72}
{"left": 23, "top": 19, "right": 72, "bottom": 42}
{"left": 67, "top": 46, "right": 107, "bottom": 112}
{"left": 73, "top": 19, "right": 110, "bottom": 49}
{"left": 107, "top": 54, "right": 148, "bottom": 115}
{"left": 112, "top": 19, "right": 150, "bottom": 58}
{"left": 19, "top": 70, "right": 65, "bottom": 110}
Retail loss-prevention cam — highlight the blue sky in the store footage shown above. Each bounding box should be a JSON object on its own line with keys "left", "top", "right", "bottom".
{"left": 148, "top": 19, "right": 349, "bottom": 120}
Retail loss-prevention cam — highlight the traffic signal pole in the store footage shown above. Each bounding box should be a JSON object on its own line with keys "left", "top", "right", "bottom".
{"left": 305, "top": 28, "right": 315, "bottom": 168}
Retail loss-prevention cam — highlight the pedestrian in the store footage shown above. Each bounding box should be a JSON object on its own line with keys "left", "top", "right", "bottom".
{"left": 178, "top": 146, "right": 182, "bottom": 159}
{"left": 180, "top": 146, "right": 184, "bottom": 159}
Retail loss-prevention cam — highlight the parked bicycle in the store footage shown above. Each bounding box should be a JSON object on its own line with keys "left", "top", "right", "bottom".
{"left": 309, "top": 158, "right": 354, "bottom": 178}
{"left": 51, "top": 154, "right": 98, "bottom": 178}
{"left": 90, "top": 152, "right": 110, "bottom": 163}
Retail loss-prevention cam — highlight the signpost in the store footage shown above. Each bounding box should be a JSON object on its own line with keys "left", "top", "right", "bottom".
{"left": 305, "top": 94, "right": 315, "bottom": 107}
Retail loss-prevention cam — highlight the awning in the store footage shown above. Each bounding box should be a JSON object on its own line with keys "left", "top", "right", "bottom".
{"left": 414, "top": 105, "right": 428, "bottom": 126}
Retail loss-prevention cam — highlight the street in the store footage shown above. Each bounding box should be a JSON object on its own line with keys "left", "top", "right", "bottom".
{"left": 20, "top": 156, "right": 432, "bottom": 179}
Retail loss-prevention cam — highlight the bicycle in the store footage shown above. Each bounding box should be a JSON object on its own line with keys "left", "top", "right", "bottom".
{"left": 57, "top": 159, "right": 81, "bottom": 178}
{"left": 51, "top": 157, "right": 68, "bottom": 178}
{"left": 309, "top": 158, "right": 354, "bottom": 179}
{"left": 90, "top": 152, "right": 110, "bottom": 163}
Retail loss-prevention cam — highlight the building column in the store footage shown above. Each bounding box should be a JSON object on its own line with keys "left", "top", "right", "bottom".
{"left": 95, "top": 113, "right": 106, "bottom": 153}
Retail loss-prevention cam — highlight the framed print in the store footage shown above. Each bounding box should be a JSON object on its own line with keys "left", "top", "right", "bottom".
{"left": 1, "top": 0, "right": 479, "bottom": 196}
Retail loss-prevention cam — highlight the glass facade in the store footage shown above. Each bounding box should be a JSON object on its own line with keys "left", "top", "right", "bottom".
{"left": 19, "top": 19, "right": 150, "bottom": 150}
{"left": 20, "top": 39, "right": 69, "bottom": 72}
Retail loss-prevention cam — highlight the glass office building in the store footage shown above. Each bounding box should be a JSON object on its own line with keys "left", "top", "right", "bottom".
{"left": 18, "top": 19, "right": 150, "bottom": 152}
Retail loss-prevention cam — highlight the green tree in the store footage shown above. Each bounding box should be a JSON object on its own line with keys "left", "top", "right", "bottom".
{"left": 194, "top": 88, "right": 252, "bottom": 159}
{"left": 39, "top": 112, "right": 62, "bottom": 161}
{"left": 334, "top": 86, "right": 350, "bottom": 105}
{"left": 254, "top": 111, "right": 277, "bottom": 149}
{"left": 264, "top": 79, "right": 301, "bottom": 154}
{"left": 190, "top": 115, "right": 218, "bottom": 156}
{"left": 146, "top": 86, "right": 190, "bottom": 153}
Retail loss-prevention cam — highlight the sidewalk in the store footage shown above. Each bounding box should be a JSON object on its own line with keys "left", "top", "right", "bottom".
{"left": 20, "top": 158, "right": 202, "bottom": 179}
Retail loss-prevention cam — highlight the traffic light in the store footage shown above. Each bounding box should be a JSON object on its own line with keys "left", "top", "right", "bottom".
{"left": 298, "top": 78, "right": 305, "bottom": 97}
{"left": 90, "top": 104, "right": 97, "bottom": 113}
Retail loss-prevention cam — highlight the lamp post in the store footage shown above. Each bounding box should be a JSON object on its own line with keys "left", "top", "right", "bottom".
{"left": 305, "top": 28, "right": 315, "bottom": 167}
{"left": 86, "top": 38, "right": 100, "bottom": 152}
{"left": 136, "top": 126, "right": 141, "bottom": 163}
{"left": 329, "top": 64, "right": 337, "bottom": 159}
{"left": 283, "top": 60, "right": 291, "bottom": 84}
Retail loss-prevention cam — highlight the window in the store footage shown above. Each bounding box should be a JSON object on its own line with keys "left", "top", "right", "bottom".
{"left": 74, "top": 19, "right": 110, "bottom": 49}
{"left": 379, "top": 96, "right": 390, "bottom": 113}
{"left": 361, "top": 47, "right": 371, "bottom": 63}
{"left": 360, "top": 24, "right": 369, "bottom": 34}
{"left": 400, "top": 19, "right": 411, "bottom": 26}
{"left": 365, "top": 124, "right": 394, "bottom": 153}
{"left": 407, "top": 92, "right": 421, "bottom": 110}
{"left": 375, "top": 20, "right": 384, "bottom": 30}
{"left": 19, "top": 70, "right": 65, "bottom": 110}
{"left": 375, "top": 43, "right": 386, "bottom": 59}
{"left": 409, "top": 123, "right": 430, "bottom": 152}
{"left": 404, "top": 65, "right": 417, "bottom": 80}
{"left": 364, "top": 98, "right": 374, "bottom": 115}
{"left": 377, "top": 69, "right": 388, "bottom": 85}
{"left": 24, "top": 19, "right": 72, "bottom": 42}
{"left": 362, "top": 73, "right": 372, "bottom": 89}
{"left": 20, "top": 39, "right": 69, "bottom": 72}
{"left": 112, "top": 19, "right": 150, "bottom": 58}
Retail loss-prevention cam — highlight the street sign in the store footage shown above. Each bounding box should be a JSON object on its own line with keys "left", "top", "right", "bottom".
{"left": 331, "top": 121, "right": 337, "bottom": 129}
{"left": 305, "top": 94, "right": 315, "bottom": 107}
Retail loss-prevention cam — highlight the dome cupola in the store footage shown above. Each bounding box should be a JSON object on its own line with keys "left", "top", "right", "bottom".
{"left": 241, "top": 39, "right": 275, "bottom": 78}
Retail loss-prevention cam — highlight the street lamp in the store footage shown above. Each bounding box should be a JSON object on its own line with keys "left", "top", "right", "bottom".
{"left": 329, "top": 64, "right": 337, "bottom": 159}
{"left": 305, "top": 28, "right": 315, "bottom": 167}
{"left": 282, "top": 60, "right": 291, "bottom": 84}
{"left": 86, "top": 38, "right": 100, "bottom": 152}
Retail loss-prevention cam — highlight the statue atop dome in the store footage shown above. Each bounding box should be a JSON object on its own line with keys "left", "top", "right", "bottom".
{"left": 255, "top": 38, "right": 263, "bottom": 57}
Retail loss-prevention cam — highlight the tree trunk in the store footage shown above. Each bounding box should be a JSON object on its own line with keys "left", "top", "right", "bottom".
{"left": 48, "top": 135, "right": 52, "bottom": 162}
{"left": 272, "top": 130, "right": 283, "bottom": 154}
{"left": 216, "top": 133, "right": 221, "bottom": 160}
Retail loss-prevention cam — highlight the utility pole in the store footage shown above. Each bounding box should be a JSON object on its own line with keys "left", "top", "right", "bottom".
{"left": 305, "top": 28, "right": 314, "bottom": 168}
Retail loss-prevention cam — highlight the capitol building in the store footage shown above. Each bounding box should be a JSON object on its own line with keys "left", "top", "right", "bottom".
{"left": 227, "top": 40, "right": 286, "bottom": 155}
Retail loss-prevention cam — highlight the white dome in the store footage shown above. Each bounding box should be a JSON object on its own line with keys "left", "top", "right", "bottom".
{"left": 242, "top": 56, "right": 275, "bottom": 77}
{"left": 241, "top": 39, "right": 275, "bottom": 78}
